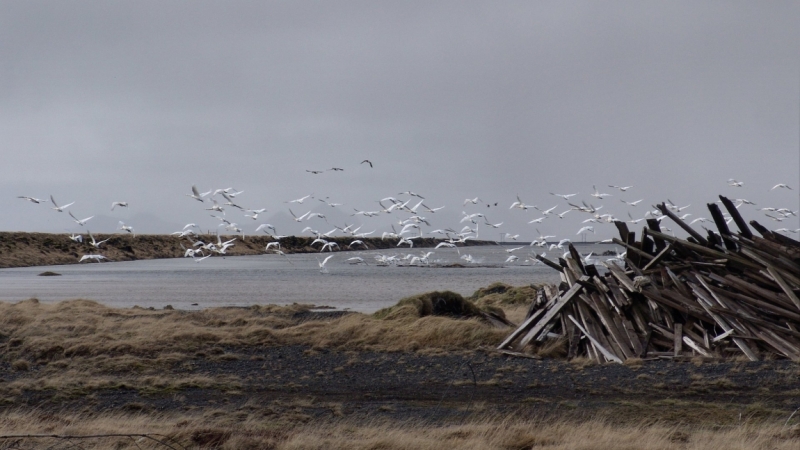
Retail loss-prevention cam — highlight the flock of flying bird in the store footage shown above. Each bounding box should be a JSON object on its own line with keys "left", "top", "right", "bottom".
{"left": 16, "top": 164, "right": 797, "bottom": 272}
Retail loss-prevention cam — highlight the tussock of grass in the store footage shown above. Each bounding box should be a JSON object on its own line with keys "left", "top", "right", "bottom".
{"left": 373, "top": 290, "right": 486, "bottom": 320}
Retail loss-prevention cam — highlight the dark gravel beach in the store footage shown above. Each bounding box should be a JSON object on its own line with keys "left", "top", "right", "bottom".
{"left": 6, "top": 345, "right": 799, "bottom": 426}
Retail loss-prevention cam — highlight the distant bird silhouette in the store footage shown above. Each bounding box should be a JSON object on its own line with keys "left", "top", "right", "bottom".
{"left": 361, "top": 160, "right": 373, "bottom": 168}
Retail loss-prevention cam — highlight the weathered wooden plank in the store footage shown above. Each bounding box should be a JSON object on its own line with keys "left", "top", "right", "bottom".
{"left": 620, "top": 316, "right": 644, "bottom": 357}
{"left": 605, "top": 261, "right": 637, "bottom": 292}
{"left": 707, "top": 202, "right": 738, "bottom": 251}
{"left": 766, "top": 266, "right": 800, "bottom": 313}
{"left": 648, "top": 229, "right": 762, "bottom": 271}
{"left": 535, "top": 254, "right": 564, "bottom": 272}
{"left": 646, "top": 218, "right": 666, "bottom": 252}
{"left": 577, "top": 299, "right": 618, "bottom": 361}
{"left": 721, "top": 274, "right": 795, "bottom": 310}
{"left": 690, "top": 282, "right": 760, "bottom": 361}
{"left": 613, "top": 221, "right": 631, "bottom": 243}
{"left": 583, "top": 293, "right": 635, "bottom": 359}
{"left": 612, "top": 238, "right": 653, "bottom": 267}
{"left": 568, "top": 315, "right": 623, "bottom": 363}
{"left": 568, "top": 243, "right": 586, "bottom": 275}
{"left": 642, "top": 243, "right": 673, "bottom": 272}
{"left": 749, "top": 220, "right": 800, "bottom": 248}
{"left": 673, "top": 323, "right": 683, "bottom": 357}
{"left": 510, "top": 281, "right": 585, "bottom": 350}
{"left": 683, "top": 336, "right": 713, "bottom": 357}
{"left": 719, "top": 195, "right": 753, "bottom": 239}
{"left": 657, "top": 202, "right": 709, "bottom": 246}
{"left": 497, "top": 308, "right": 547, "bottom": 350}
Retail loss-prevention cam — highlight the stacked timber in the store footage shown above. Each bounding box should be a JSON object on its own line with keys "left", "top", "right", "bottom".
{"left": 499, "top": 195, "right": 800, "bottom": 362}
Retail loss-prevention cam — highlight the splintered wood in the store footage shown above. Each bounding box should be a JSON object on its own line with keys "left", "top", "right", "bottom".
{"left": 501, "top": 195, "right": 800, "bottom": 363}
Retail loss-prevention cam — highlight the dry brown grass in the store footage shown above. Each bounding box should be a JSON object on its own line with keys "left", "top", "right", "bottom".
{"left": 0, "top": 410, "right": 797, "bottom": 450}
{"left": 0, "top": 298, "right": 508, "bottom": 395}
{"left": 0, "top": 298, "right": 506, "bottom": 357}
{"left": 469, "top": 282, "right": 541, "bottom": 307}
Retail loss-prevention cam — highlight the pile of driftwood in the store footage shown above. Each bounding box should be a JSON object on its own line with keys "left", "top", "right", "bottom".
{"left": 499, "top": 196, "right": 800, "bottom": 362}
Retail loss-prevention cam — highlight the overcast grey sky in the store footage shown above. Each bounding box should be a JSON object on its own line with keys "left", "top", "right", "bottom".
{"left": 2, "top": 1, "right": 798, "bottom": 241}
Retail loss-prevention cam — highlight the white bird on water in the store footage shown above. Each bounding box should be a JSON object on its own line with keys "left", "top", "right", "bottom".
{"left": 50, "top": 195, "right": 74, "bottom": 212}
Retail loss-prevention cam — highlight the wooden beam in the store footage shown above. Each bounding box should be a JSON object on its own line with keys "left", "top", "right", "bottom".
{"left": 642, "top": 243, "right": 673, "bottom": 271}
{"left": 656, "top": 202, "right": 709, "bottom": 246}
{"left": 719, "top": 195, "right": 753, "bottom": 239}
{"left": 511, "top": 280, "right": 585, "bottom": 350}
{"left": 568, "top": 315, "right": 623, "bottom": 363}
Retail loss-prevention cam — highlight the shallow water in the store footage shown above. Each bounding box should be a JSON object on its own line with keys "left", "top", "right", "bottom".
{"left": 0, "top": 244, "right": 618, "bottom": 313}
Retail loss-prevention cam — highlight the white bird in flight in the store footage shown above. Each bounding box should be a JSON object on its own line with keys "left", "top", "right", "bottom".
{"left": 770, "top": 183, "right": 792, "bottom": 191}
{"left": 118, "top": 221, "right": 135, "bottom": 236}
{"left": 186, "top": 185, "right": 205, "bottom": 202}
{"left": 111, "top": 201, "right": 128, "bottom": 211}
{"left": 463, "top": 197, "right": 481, "bottom": 205}
{"left": 317, "top": 254, "right": 334, "bottom": 272}
{"left": 608, "top": 185, "right": 633, "bottom": 191}
{"left": 727, "top": 179, "right": 744, "bottom": 187}
{"left": 79, "top": 254, "right": 107, "bottom": 263}
{"left": 69, "top": 211, "right": 94, "bottom": 226}
{"left": 576, "top": 226, "right": 595, "bottom": 235}
{"left": 590, "top": 186, "right": 613, "bottom": 199}
{"left": 289, "top": 209, "right": 312, "bottom": 222}
{"left": 50, "top": 195, "right": 74, "bottom": 212}
{"left": 286, "top": 194, "right": 314, "bottom": 204}
{"left": 18, "top": 196, "right": 46, "bottom": 204}
{"left": 550, "top": 192, "right": 577, "bottom": 200}
{"left": 88, "top": 231, "right": 109, "bottom": 248}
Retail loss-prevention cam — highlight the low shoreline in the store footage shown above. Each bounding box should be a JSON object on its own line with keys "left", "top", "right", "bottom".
{"left": 0, "top": 231, "right": 495, "bottom": 269}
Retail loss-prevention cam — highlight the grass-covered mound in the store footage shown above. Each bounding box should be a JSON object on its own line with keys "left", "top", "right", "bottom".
{"left": 469, "top": 282, "right": 543, "bottom": 308}
{"left": 373, "top": 290, "right": 514, "bottom": 328}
